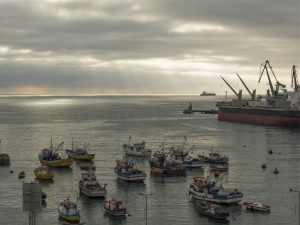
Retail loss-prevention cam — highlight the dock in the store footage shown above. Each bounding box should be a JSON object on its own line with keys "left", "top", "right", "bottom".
{"left": 183, "top": 102, "right": 218, "bottom": 114}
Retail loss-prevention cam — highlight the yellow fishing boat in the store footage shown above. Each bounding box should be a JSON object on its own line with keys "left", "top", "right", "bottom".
{"left": 34, "top": 166, "right": 54, "bottom": 180}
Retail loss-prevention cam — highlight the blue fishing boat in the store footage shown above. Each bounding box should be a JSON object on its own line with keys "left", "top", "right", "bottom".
{"left": 58, "top": 198, "right": 81, "bottom": 222}
{"left": 114, "top": 157, "right": 147, "bottom": 182}
{"left": 170, "top": 148, "right": 205, "bottom": 168}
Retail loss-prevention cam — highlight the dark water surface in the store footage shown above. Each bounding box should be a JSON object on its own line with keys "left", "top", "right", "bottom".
{"left": 0, "top": 95, "right": 299, "bottom": 225}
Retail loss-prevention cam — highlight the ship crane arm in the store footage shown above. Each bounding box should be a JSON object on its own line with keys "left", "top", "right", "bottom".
{"left": 236, "top": 73, "right": 256, "bottom": 100}
{"left": 221, "top": 76, "right": 242, "bottom": 100}
{"left": 291, "top": 65, "right": 299, "bottom": 91}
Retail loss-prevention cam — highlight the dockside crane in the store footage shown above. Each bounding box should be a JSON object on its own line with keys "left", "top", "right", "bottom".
{"left": 258, "top": 60, "right": 286, "bottom": 98}
{"left": 221, "top": 76, "right": 242, "bottom": 99}
{"left": 291, "top": 65, "right": 299, "bottom": 91}
{"left": 236, "top": 73, "right": 256, "bottom": 100}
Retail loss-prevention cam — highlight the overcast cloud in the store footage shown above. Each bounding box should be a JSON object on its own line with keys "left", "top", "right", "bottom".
{"left": 0, "top": 0, "right": 299, "bottom": 95}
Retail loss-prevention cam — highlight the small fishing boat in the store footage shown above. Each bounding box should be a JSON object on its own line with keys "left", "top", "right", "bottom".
{"left": 198, "top": 151, "right": 229, "bottom": 163}
{"left": 170, "top": 148, "right": 205, "bottom": 168}
{"left": 39, "top": 140, "right": 73, "bottom": 167}
{"left": 66, "top": 139, "right": 95, "bottom": 160}
{"left": 41, "top": 191, "right": 47, "bottom": 201}
{"left": 243, "top": 202, "right": 271, "bottom": 211}
{"left": 103, "top": 199, "right": 127, "bottom": 216}
{"left": 18, "top": 171, "right": 25, "bottom": 178}
{"left": 209, "top": 165, "right": 228, "bottom": 171}
{"left": 198, "top": 200, "right": 229, "bottom": 219}
{"left": 80, "top": 165, "right": 96, "bottom": 170}
{"left": 58, "top": 198, "right": 81, "bottom": 222}
{"left": 123, "top": 136, "right": 152, "bottom": 157}
{"left": 34, "top": 166, "right": 55, "bottom": 180}
{"left": 78, "top": 171, "right": 107, "bottom": 197}
{"left": 188, "top": 173, "right": 243, "bottom": 204}
{"left": 0, "top": 153, "right": 10, "bottom": 164}
{"left": 114, "top": 157, "right": 146, "bottom": 182}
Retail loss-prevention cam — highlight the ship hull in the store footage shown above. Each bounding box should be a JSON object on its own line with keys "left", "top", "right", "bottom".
{"left": 218, "top": 106, "right": 300, "bottom": 127}
{"left": 39, "top": 157, "right": 73, "bottom": 167}
{"left": 114, "top": 168, "right": 147, "bottom": 182}
{"left": 34, "top": 171, "right": 55, "bottom": 180}
{"left": 188, "top": 189, "right": 243, "bottom": 204}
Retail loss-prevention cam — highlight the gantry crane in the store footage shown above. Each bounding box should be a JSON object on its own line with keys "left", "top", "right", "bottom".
{"left": 221, "top": 76, "right": 242, "bottom": 100}
{"left": 236, "top": 73, "right": 256, "bottom": 100}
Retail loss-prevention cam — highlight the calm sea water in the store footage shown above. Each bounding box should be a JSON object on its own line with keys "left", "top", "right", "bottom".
{"left": 0, "top": 95, "right": 299, "bottom": 225}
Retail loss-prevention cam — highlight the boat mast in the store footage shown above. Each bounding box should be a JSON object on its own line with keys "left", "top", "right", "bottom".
{"left": 71, "top": 138, "right": 74, "bottom": 151}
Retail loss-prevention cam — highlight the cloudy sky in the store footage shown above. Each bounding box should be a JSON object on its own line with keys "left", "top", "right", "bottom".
{"left": 0, "top": 0, "right": 299, "bottom": 95}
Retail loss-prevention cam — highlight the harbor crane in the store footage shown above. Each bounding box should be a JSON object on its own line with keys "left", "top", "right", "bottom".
{"left": 236, "top": 73, "right": 256, "bottom": 100}
{"left": 221, "top": 76, "right": 242, "bottom": 100}
{"left": 258, "top": 60, "right": 286, "bottom": 98}
{"left": 291, "top": 65, "right": 299, "bottom": 91}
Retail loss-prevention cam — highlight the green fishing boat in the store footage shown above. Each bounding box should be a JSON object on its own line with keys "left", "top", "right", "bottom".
{"left": 0, "top": 153, "right": 10, "bottom": 164}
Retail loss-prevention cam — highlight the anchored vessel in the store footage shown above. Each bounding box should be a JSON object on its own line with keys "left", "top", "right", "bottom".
{"left": 188, "top": 173, "right": 243, "bottom": 204}
{"left": 66, "top": 139, "right": 95, "bottom": 160}
{"left": 170, "top": 148, "right": 205, "bottom": 168}
{"left": 114, "top": 157, "right": 147, "bottom": 182}
{"left": 200, "top": 91, "right": 216, "bottom": 96}
{"left": 123, "top": 137, "right": 152, "bottom": 157}
{"left": 58, "top": 198, "right": 81, "bottom": 222}
{"left": 103, "top": 199, "right": 127, "bottom": 216}
{"left": 34, "top": 166, "right": 54, "bottom": 180}
{"left": 0, "top": 153, "right": 10, "bottom": 164}
{"left": 198, "top": 151, "right": 229, "bottom": 163}
{"left": 209, "top": 165, "right": 228, "bottom": 171}
{"left": 198, "top": 201, "right": 230, "bottom": 219}
{"left": 78, "top": 171, "right": 107, "bottom": 197}
{"left": 243, "top": 202, "right": 271, "bottom": 211}
{"left": 18, "top": 171, "right": 25, "bottom": 178}
{"left": 39, "top": 141, "right": 73, "bottom": 167}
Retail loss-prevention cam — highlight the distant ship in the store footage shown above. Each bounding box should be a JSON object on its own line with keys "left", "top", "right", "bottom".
{"left": 200, "top": 91, "right": 216, "bottom": 96}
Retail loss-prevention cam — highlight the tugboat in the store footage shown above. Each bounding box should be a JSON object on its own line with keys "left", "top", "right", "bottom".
{"left": 58, "top": 198, "right": 81, "bottom": 222}
{"left": 114, "top": 157, "right": 147, "bottom": 182}
{"left": 198, "top": 150, "right": 229, "bottom": 163}
{"left": 66, "top": 139, "right": 95, "bottom": 160}
{"left": 34, "top": 166, "right": 55, "bottom": 180}
{"left": 198, "top": 200, "right": 229, "bottom": 219}
{"left": 149, "top": 144, "right": 186, "bottom": 174}
{"left": 243, "top": 202, "right": 271, "bottom": 211}
{"left": 103, "top": 198, "right": 127, "bottom": 216}
{"left": 39, "top": 140, "right": 73, "bottom": 167}
{"left": 188, "top": 173, "right": 243, "bottom": 204}
{"left": 170, "top": 146, "right": 205, "bottom": 168}
{"left": 78, "top": 171, "right": 107, "bottom": 197}
{"left": 123, "top": 136, "right": 152, "bottom": 157}
{"left": 18, "top": 171, "right": 25, "bottom": 178}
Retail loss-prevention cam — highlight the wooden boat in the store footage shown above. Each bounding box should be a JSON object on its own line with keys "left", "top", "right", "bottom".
{"left": 78, "top": 171, "right": 107, "bottom": 197}
{"left": 0, "top": 153, "right": 10, "bottom": 164}
{"left": 198, "top": 150, "right": 229, "bottom": 163}
{"left": 243, "top": 202, "right": 271, "bottom": 211}
{"left": 103, "top": 199, "right": 126, "bottom": 216}
{"left": 18, "top": 171, "right": 25, "bottom": 178}
{"left": 210, "top": 165, "right": 228, "bottom": 171}
{"left": 39, "top": 140, "right": 73, "bottom": 167}
{"left": 66, "top": 139, "right": 95, "bottom": 160}
{"left": 34, "top": 166, "right": 55, "bottom": 180}
{"left": 123, "top": 136, "right": 152, "bottom": 157}
{"left": 114, "top": 157, "right": 146, "bottom": 182}
{"left": 198, "top": 201, "right": 229, "bottom": 219}
{"left": 80, "top": 165, "right": 96, "bottom": 170}
{"left": 58, "top": 198, "right": 81, "bottom": 222}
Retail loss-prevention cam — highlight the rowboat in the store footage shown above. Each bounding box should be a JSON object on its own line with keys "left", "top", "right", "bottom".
{"left": 66, "top": 139, "right": 95, "bottom": 160}
{"left": 103, "top": 199, "right": 126, "bottom": 216}
{"left": 34, "top": 166, "right": 54, "bottom": 180}
{"left": 243, "top": 202, "right": 271, "bottom": 211}
{"left": 58, "top": 198, "right": 81, "bottom": 222}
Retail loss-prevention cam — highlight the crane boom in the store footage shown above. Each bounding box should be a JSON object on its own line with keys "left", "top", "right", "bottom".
{"left": 291, "top": 65, "right": 299, "bottom": 91}
{"left": 236, "top": 73, "right": 256, "bottom": 100}
{"left": 221, "top": 76, "right": 242, "bottom": 99}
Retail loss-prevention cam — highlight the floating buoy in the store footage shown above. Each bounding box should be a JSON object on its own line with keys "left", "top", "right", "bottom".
{"left": 214, "top": 171, "right": 219, "bottom": 176}
{"left": 243, "top": 145, "right": 246, "bottom": 147}
{"left": 289, "top": 188, "right": 293, "bottom": 191}
{"left": 268, "top": 150, "right": 273, "bottom": 154}
{"left": 262, "top": 164, "right": 266, "bottom": 169}
{"left": 10, "top": 171, "right": 13, "bottom": 173}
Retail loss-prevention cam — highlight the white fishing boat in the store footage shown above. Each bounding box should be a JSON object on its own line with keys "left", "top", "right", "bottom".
{"left": 103, "top": 198, "right": 126, "bottom": 216}
{"left": 78, "top": 171, "right": 107, "bottom": 197}
{"left": 123, "top": 136, "right": 152, "bottom": 157}
{"left": 243, "top": 202, "right": 271, "bottom": 211}
{"left": 58, "top": 198, "right": 81, "bottom": 222}
{"left": 114, "top": 157, "right": 147, "bottom": 182}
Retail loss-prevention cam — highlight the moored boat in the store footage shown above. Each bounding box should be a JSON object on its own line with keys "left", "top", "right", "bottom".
{"left": 198, "top": 200, "right": 229, "bottom": 219}
{"left": 0, "top": 153, "right": 10, "bottom": 164}
{"left": 34, "top": 166, "right": 55, "bottom": 180}
{"left": 243, "top": 202, "right": 271, "bottom": 211}
{"left": 123, "top": 136, "right": 152, "bottom": 157}
{"left": 103, "top": 199, "right": 126, "bottom": 216}
{"left": 170, "top": 147, "right": 205, "bottom": 168}
{"left": 78, "top": 171, "right": 107, "bottom": 197}
{"left": 114, "top": 157, "right": 147, "bottom": 182}
{"left": 188, "top": 173, "right": 243, "bottom": 204}
{"left": 18, "top": 171, "right": 25, "bottom": 178}
{"left": 66, "top": 139, "right": 95, "bottom": 160}
{"left": 198, "top": 151, "right": 229, "bottom": 163}
{"left": 58, "top": 198, "right": 81, "bottom": 222}
{"left": 80, "top": 164, "right": 96, "bottom": 170}
{"left": 39, "top": 141, "right": 73, "bottom": 167}
{"left": 209, "top": 165, "right": 228, "bottom": 171}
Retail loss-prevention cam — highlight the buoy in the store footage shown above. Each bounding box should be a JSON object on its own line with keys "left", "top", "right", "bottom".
{"left": 243, "top": 145, "right": 246, "bottom": 147}
{"left": 10, "top": 171, "right": 13, "bottom": 173}
{"left": 289, "top": 188, "right": 293, "bottom": 191}
{"left": 214, "top": 171, "right": 219, "bottom": 176}
{"left": 268, "top": 150, "right": 273, "bottom": 154}
{"left": 262, "top": 164, "right": 266, "bottom": 169}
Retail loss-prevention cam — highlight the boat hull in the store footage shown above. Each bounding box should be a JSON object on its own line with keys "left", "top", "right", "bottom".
{"left": 210, "top": 166, "right": 228, "bottom": 171}
{"left": 34, "top": 171, "right": 55, "bottom": 180}
{"left": 197, "top": 156, "right": 229, "bottom": 163}
{"left": 170, "top": 159, "right": 204, "bottom": 168}
{"left": 218, "top": 106, "right": 300, "bottom": 127}
{"left": 58, "top": 204, "right": 80, "bottom": 222}
{"left": 103, "top": 203, "right": 126, "bottom": 216}
{"left": 66, "top": 150, "right": 95, "bottom": 160}
{"left": 114, "top": 169, "right": 146, "bottom": 182}
{"left": 188, "top": 189, "right": 243, "bottom": 204}
{"left": 39, "top": 157, "right": 73, "bottom": 167}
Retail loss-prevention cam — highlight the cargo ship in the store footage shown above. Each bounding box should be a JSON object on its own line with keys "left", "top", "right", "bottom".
{"left": 200, "top": 91, "right": 216, "bottom": 96}
{"left": 218, "top": 62, "right": 300, "bottom": 127}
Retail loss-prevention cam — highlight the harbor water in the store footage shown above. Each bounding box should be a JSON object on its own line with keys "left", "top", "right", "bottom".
{"left": 0, "top": 95, "right": 299, "bottom": 225}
